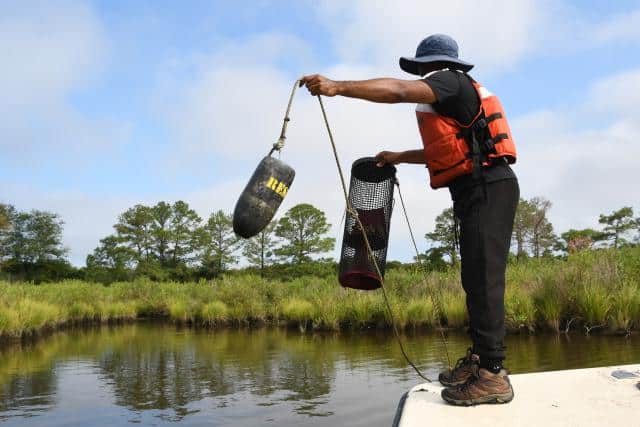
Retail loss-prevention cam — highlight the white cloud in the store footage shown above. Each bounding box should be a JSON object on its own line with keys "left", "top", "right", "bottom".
{"left": 512, "top": 69, "right": 640, "bottom": 233}
{"left": 0, "top": 1, "right": 105, "bottom": 108}
{"left": 0, "top": 1, "right": 127, "bottom": 164}
{"left": 588, "top": 68, "right": 640, "bottom": 121}
{"left": 315, "top": 0, "right": 549, "bottom": 75}
{"left": 154, "top": 34, "right": 312, "bottom": 167}
{"left": 315, "top": 1, "right": 640, "bottom": 74}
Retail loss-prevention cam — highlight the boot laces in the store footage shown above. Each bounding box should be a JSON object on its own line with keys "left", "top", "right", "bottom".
{"left": 452, "top": 348, "right": 473, "bottom": 371}
{"left": 458, "top": 367, "right": 480, "bottom": 405}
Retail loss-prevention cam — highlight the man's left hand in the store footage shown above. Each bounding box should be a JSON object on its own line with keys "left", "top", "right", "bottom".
{"left": 300, "top": 74, "right": 339, "bottom": 97}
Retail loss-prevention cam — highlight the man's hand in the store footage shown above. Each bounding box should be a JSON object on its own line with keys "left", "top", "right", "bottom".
{"left": 300, "top": 74, "right": 340, "bottom": 97}
{"left": 375, "top": 151, "right": 402, "bottom": 167}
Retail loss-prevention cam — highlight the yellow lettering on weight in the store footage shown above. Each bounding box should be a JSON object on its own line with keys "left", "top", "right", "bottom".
{"left": 265, "top": 177, "right": 277, "bottom": 190}
{"left": 265, "top": 176, "right": 289, "bottom": 198}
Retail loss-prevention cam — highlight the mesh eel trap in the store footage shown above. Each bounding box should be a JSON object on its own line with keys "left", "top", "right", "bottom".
{"left": 338, "top": 157, "right": 396, "bottom": 290}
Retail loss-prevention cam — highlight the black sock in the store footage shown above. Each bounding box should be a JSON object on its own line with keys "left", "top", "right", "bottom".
{"left": 480, "top": 358, "right": 503, "bottom": 373}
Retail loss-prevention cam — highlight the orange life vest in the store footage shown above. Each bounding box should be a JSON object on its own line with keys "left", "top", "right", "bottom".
{"left": 416, "top": 76, "right": 517, "bottom": 189}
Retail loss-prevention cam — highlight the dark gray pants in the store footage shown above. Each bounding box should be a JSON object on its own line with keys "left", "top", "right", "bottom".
{"left": 452, "top": 178, "right": 519, "bottom": 361}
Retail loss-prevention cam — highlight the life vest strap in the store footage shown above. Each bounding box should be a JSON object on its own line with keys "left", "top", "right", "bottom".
{"left": 455, "top": 112, "right": 503, "bottom": 138}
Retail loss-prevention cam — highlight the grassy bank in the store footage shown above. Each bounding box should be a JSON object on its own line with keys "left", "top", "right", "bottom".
{"left": 1, "top": 247, "right": 639, "bottom": 340}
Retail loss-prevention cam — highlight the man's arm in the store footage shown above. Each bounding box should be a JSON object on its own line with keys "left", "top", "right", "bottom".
{"left": 300, "top": 74, "right": 436, "bottom": 104}
{"left": 376, "top": 149, "right": 426, "bottom": 166}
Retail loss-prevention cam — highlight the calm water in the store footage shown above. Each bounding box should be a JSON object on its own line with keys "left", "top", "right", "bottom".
{"left": 1, "top": 324, "right": 639, "bottom": 426}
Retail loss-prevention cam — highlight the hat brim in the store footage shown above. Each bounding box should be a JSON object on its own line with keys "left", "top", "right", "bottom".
{"left": 399, "top": 55, "right": 474, "bottom": 75}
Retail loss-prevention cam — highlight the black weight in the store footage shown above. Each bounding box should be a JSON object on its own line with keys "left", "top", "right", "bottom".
{"left": 233, "top": 156, "right": 295, "bottom": 238}
{"left": 339, "top": 157, "right": 396, "bottom": 290}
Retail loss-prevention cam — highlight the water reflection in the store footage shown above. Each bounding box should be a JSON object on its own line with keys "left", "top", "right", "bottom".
{"left": 0, "top": 342, "right": 58, "bottom": 421}
{"left": 0, "top": 370, "right": 56, "bottom": 420}
{"left": 1, "top": 324, "right": 639, "bottom": 426}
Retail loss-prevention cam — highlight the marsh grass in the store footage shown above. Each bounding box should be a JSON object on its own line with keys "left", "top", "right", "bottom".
{"left": 532, "top": 279, "right": 565, "bottom": 332}
{"left": 505, "top": 285, "right": 536, "bottom": 332}
{"left": 282, "top": 298, "right": 316, "bottom": 325}
{"left": 441, "top": 291, "right": 467, "bottom": 328}
{"left": 0, "top": 247, "right": 638, "bottom": 339}
{"left": 609, "top": 281, "right": 640, "bottom": 332}
{"left": 574, "top": 282, "right": 612, "bottom": 328}
{"left": 405, "top": 298, "right": 437, "bottom": 328}
{"left": 200, "top": 301, "right": 229, "bottom": 326}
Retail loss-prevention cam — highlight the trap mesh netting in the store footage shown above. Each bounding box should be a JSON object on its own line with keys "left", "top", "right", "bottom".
{"left": 338, "top": 157, "right": 396, "bottom": 290}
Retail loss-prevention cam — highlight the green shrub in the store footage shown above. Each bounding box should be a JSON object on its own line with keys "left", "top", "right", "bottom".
{"left": 282, "top": 298, "right": 316, "bottom": 325}
{"left": 505, "top": 286, "right": 536, "bottom": 332}
{"left": 346, "top": 294, "right": 387, "bottom": 328}
{"left": 575, "top": 282, "right": 611, "bottom": 327}
{"left": 102, "top": 301, "right": 137, "bottom": 321}
{"left": 608, "top": 281, "right": 640, "bottom": 332}
{"left": 0, "top": 306, "right": 19, "bottom": 337}
{"left": 16, "top": 299, "right": 59, "bottom": 334}
{"left": 168, "top": 299, "right": 198, "bottom": 324}
{"left": 200, "top": 301, "right": 229, "bottom": 325}
{"left": 533, "top": 281, "right": 564, "bottom": 332}
{"left": 405, "top": 298, "right": 436, "bottom": 328}
{"left": 441, "top": 291, "right": 467, "bottom": 328}
{"left": 66, "top": 301, "right": 97, "bottom": 322}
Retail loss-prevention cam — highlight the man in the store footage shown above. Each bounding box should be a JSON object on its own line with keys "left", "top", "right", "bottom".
{"left": 301, "top": 34, "right": 519, "bottom": 406}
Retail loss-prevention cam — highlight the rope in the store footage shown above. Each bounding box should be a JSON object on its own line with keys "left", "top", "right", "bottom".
{"left": 270, "top": 80, "right": 448, "bottom": 382}
{"left": 316, "top": 95, "right": 433, "bottom": 383}
{"left": 269, "top": 79, "right": 300, "bottom": 157}
{"left": 395, "top": 182, "right": 453, "bottom": 371}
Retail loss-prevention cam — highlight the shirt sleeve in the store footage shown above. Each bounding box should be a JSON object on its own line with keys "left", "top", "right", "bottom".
{"left": 422, "top": 71, "right": 461, "bottom": 104}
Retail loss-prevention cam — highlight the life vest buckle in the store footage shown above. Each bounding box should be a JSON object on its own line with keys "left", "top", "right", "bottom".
{"left": 472, "top": 117, "right": 488, "bottom": 131}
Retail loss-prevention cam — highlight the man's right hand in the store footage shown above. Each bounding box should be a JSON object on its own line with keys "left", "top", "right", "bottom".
{"left": 375, "top": 151, "right": 402, "bottom": 167}
{"left": 300, "top": 74, "right": 340, "bottom": 97}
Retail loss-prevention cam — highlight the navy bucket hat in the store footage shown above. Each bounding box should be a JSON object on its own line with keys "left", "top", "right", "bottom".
{"left": 399, "top": 34, "right": 474, "bottom": 75}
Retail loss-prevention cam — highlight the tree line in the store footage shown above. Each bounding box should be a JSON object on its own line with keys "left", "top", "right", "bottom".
{"left": 1, "top": 199, "right": 639, "bottom": 282}
{"left": 0, "top": 202, "right": 336, "bottom": 282}
{"left": 422, "top": 198, "right": 639, "bottom": 270}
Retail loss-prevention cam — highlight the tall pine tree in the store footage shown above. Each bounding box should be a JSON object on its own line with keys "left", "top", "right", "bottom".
{"left": 275, "top": 204, "right": 334, "bottom": 264}
{"left": 200, "top": 210, "right": 239, "bottom": 275}
{"left": 599, "top": 207, "right": 635, "bottom": 249}
{"left": 425, "top": 207, "right": 458, "bottom": 267}
{"left": 242, "top": 222, "right": 277, "bottom": 273}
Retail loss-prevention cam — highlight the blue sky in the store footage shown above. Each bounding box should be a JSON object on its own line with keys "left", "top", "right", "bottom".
{"left": 2, "top": 0, "right": 640, "bottom": 265}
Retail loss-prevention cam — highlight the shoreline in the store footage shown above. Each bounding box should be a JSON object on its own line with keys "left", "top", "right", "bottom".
{"left": 1, "top": 315, "right": 636, "bottom": 349}
{"left": 2, "top": 248, "right": 639, "bottom": 345}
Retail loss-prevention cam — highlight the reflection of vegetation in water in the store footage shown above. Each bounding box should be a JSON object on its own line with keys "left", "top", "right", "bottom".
{"left": 0, "top": 367, "right": 56, "bottom": 418}
{"left": 1, "top": 325, "right": 640, "bottom": 422}
{"left": 0, "top": 334, "right": 66, "bottom": 418}
{"left": 0, "top": 326, "right": 340, "bottom": 420}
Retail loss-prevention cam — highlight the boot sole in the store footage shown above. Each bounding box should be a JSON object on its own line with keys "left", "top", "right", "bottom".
{"left": 441, "top": 389, "right": 514, "bottom": 406}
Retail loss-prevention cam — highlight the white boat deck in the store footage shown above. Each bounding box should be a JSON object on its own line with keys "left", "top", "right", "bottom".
{"left": 393, "top": 364, "right": 640, "bottom": 427}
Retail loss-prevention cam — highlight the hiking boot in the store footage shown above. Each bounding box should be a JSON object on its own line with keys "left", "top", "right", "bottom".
{"left": 441, "top": 367, "right": 514, "bottom": 406}
{"left": 438, "top": 348, "right": 480, "bottom": 387}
